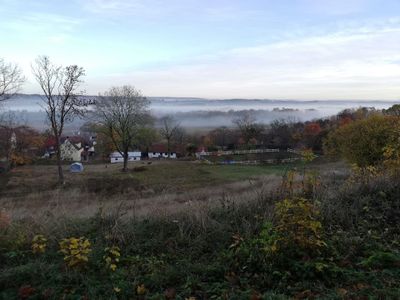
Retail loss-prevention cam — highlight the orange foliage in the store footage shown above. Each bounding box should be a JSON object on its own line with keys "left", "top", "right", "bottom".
{"left": 304, "top": 122, "right": 321, "bottom": 136}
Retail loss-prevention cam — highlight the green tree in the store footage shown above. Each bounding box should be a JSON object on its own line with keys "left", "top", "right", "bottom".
{"left": 383, "top": 104, "right": 400, "bottom": 117}
{"left": 324, "top": 115, "right": 400, "bottom": 167}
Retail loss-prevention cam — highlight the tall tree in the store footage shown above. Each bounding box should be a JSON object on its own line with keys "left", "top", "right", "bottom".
{"left": 159, "top": 115, "right": 181, "bottom": 158}
{"left": 0, "top": 58, "right": 25, "bottom": 102}
{"left": 0, "top": 112, "right": 19, "bottom": 163}
{"left": 210, "top": 126, "right": 232, "bottom": 149}
{"left": 32, "top": 56, "right": 86, "bottom": 184}
{"left": 94, "top": 85, "right": 151, "bottom": 171}
{"left": 233, "top": 112, "right": 264, "bottom": 146}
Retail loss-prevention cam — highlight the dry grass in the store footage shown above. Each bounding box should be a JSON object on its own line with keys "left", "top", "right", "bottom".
{"left": 0, "top": 161, "right": 285, "bottom": 220}
{"left": 0, "top": 159, "right": 349, "bottom": 221}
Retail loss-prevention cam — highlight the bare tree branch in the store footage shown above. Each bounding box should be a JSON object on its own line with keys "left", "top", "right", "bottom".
{"left": 94, "top": 85, "right": 151, "bottom": 171}
{"left": 0, "top": 58, "right": 25, "bottom": 102}
{"left": 159, "top": 115, "right": 181, "bottom": 158}
{"left": 31, "top": 56, "right": 86, "bottom": 184}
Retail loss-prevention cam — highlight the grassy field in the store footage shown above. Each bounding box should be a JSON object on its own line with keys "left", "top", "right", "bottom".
{"left": 0, "top": 160, "right": 299, "bottom": 220}
{"left": 1, "top": 160, "right": 291, "bottom": 195}
{"left": 1, "top": 159, "right": 399, "bottom": 299}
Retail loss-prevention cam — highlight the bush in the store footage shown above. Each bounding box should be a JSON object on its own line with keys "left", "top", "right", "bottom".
{"left": 324, "top": 115, "right": 400, "bottom": 167}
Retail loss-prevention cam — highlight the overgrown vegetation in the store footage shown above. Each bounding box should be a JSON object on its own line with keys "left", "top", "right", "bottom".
{"left": 1, "top": 157, "right": 399, "bottom": 299}
{"left": 2, "top": 108, "right": 400, "bottom": 298}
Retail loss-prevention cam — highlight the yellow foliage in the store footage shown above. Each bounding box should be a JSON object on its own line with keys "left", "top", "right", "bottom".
{"left": 10, "top": 153, "right": 29, "bottom": 165}
{"left": 323, "top": 115, "right": 400, "bottom": 167}
{"left": 31, "top": 235, "right": 47, "bottom": 254}
{"left": 348, "top": 164, "right": 382, "bottom": 185}
{"left": 103, "top": 245, "right": 120, "bottom": 272}
{"left": 301, "top": 149, "right": 316, "bottom": 163}
{"left": 383, "top": 144, "right": 400, "bottom": 171}
{"left": 136, "top": 284, "right": 147, "bottom": 295}
{"left": 275, "top": 197, "right": 325, "bottom": 253}
{"left": 59, "top": 237, "right": 91, "bottom": 268}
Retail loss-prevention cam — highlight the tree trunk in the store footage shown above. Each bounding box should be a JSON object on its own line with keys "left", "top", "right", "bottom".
{"left": 123, "top": 151, "right": 128, "bottom": 172}
{"left": 167, "top": 138, "right": 171, "bottom": 158}
{"left": 55, "top": 143, "right": 64, "bottom": 185}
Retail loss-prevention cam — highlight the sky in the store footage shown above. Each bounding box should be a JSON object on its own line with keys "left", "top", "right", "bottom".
{"left": 1, "top": 0, "right": 400, "bottom": 100}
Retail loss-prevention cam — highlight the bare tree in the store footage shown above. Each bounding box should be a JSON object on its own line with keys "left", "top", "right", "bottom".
{"left": 0, "top": 58, "right": 25, "bottom": 102}
{"left": 0, "top": 112, "right": 19, "bottom": 163}
{"left": 210, "top": 126, "right": 232, "bottom": 149}
{"left": 233, "top": 112, "right": 264, "bottom": 145}
{"left": 32, "top": 56, "right": 86, "bottom": 184}
{"left": 159, "top": 115, "right": 182, "bottom": 158}
{"left": 94, "top": 86, "right": 151, "bottom": 171}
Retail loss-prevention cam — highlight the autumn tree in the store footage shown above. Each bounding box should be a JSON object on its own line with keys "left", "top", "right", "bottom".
{"left": 0, "top": 58, "right": 25, "bottom": 102}
{"left": 209, "top": 126, "right": 234, "bottom": 149}
{"left": 233, "top": 112, "right": 264, "bottom": 146}
{"left": 323, "top": 115, "right": 400, "bottom": 167}
{"left": 12, "top": 126, "right": 44, "bottom": 165}
{"left": 303, "top": 122, "right": 323, "bottom": 151}
{"left": 94, "top": 85, "right": 151, "bottom": 171}
{"left": 0, "top": 112, "right": 18, "bottom": 162}
{"left": 159, "top": 115, "right": 182, "bottom": 158}
{"left": 265, "top": 119, "right": 296, "bottom": 149}
{"left": 32, "top": 56, "right": 86, "bottom": 184}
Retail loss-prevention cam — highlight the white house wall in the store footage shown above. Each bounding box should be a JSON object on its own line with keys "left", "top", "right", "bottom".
{"left": 148, "top": 152, "right": 177, "bottom": 159}
{"left": 110, "top": 151, "right": 141, "bottom": 163}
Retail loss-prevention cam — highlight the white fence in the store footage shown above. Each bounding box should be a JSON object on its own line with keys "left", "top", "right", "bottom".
{"left": 197, "top": 148, "right": 301, "bottom": 157}
{"left": 197, "top": 148, "right": 279, "bottom": 157}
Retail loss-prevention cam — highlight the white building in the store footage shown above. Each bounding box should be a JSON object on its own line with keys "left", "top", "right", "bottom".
{"left": 110, "top": 151, "right": 141, "bottom": 163}
{"left": 60, "top": 139, "right": 83, "bottom": 162}
{"left": 148, "top": 144, "right": 178, "bottom": 159}
{"left": 148, "top": 151, "right": 177, "bottom": 159}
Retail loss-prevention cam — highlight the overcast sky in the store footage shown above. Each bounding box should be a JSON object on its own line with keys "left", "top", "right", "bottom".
{"left": 1, "top": 0, "right": 400, "bottom": 100}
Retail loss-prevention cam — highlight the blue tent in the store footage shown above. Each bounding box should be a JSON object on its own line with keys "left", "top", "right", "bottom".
{"left": 70, "top": 162, "right": 84, "bottom": 173}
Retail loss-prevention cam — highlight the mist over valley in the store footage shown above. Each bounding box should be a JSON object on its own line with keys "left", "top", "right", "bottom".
{"left": 3, "top": 94, "right": 397, "bottom": 131}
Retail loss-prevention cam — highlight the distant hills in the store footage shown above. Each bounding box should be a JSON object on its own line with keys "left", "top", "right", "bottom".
{"left": 2, "top": 94, "right": 398, "bottom": 131}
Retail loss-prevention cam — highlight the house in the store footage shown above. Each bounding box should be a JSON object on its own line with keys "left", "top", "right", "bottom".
{"left": 195, "top": 146, "right": 207, "bottom": 159}
{"left": 43, "top": 136, "right": 57, "bottom": 158}
{"left": 60, "top": 137, "right": 83, "bottom": 161}
{"left": 110, "top": 151, "right": 141, "bottom": 163}
{"left": 148, "top": 144, "right": 179, "bottom": 159}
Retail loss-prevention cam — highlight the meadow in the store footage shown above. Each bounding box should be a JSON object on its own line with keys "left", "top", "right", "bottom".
{"left": 2, "top": 157, "right": 399, "bottom": 299}
{"left": 0, "top": 161, "right": 294, "bottom": 220}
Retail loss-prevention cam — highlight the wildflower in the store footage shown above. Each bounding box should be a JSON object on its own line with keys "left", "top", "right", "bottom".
{"left": 113, "top": 287, "right": 121, "bottom": 293}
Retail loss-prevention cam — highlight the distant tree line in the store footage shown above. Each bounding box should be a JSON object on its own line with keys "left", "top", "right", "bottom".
{"left": 2, "top": 55, "right": 400, "bottom": 183}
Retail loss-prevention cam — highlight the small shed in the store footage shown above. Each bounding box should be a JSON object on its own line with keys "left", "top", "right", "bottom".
{"left": 70, "top": 162, "right": 84, "bottom": 173}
